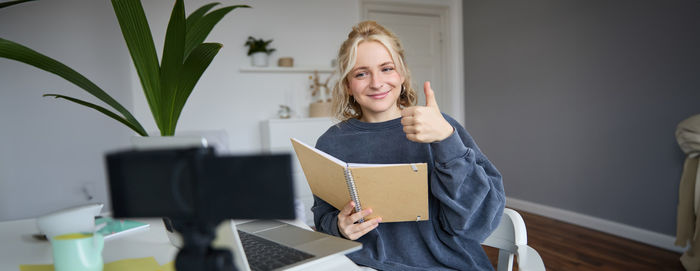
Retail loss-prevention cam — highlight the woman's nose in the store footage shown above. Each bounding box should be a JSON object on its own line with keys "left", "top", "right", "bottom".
{"left": 370, "top": 74, "right": 383, "bottom": 89}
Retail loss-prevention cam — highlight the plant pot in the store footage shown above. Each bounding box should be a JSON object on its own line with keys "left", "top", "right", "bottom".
{"left": 250, "top": 52, "right": 269, "bottom": 67}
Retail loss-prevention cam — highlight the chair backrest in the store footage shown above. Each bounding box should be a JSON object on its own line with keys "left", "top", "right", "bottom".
{"left": 482, "top": 208, "right": 528, "bottom": 251}
{"left": 481, "top": 208, "right": 536, "bottom": 271}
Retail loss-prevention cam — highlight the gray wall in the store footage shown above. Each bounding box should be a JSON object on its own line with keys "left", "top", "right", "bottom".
{"left": 0, "top": 0, "right": 132, "bottom": 220}
{"left": 463, "top": 0, "right": 700, "bottom": 235}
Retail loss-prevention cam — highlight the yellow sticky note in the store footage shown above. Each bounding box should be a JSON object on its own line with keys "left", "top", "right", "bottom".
{"left": 104, "top": 257, "right": 160, "bottom": 271}
{"left": 18, "top": 265, "right": 54, "bottom": 271}
{"left": 20, "top": 257, "right": 163, "bottom": 271}
{"left": 156, "top": 261, "right": 175, "bottom": 271}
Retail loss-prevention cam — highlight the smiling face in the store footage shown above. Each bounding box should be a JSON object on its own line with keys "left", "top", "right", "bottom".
{"left": 347, "top": 41, "right": 405, "bottom": 123}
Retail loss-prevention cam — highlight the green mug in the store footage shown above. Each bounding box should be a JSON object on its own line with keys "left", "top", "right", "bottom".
{"left": 51, "top": 232, "right": 104, "bottom": 271}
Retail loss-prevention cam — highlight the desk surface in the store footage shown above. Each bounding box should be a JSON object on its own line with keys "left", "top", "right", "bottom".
{"left": 0, "top": 217, "right": 359, "bottom": 271}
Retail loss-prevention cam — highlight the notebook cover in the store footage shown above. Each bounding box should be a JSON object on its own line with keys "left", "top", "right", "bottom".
{"left": 350, "top": 164, "right": 428, "bottom": 222}
{"left": 291, "top": 138, "right": 429, "bottom": 223}
{"left": 291, "top": 139, "right": 350, "bottom": 211}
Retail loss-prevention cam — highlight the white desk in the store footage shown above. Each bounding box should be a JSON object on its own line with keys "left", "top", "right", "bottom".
{"left": 0, "top": 217, "right": 359, "bottom": 270}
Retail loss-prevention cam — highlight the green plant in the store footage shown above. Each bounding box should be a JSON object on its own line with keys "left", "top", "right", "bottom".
{"left": 0, "top": 0, "right": 249, "bottom": 136}
{"left": 0, "top": 0, "right": 35, "bottom": 9}
{"left": 245, "top": 36, "right": 275, "bottom": 56}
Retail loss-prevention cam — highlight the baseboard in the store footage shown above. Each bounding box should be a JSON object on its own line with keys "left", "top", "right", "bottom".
{"left": 506, "top": 197, "right": 686, "bottom": 253}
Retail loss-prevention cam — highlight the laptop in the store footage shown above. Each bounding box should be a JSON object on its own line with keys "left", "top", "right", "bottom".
{"left": 213, "top": 220, "right": 362, "bottom": 271}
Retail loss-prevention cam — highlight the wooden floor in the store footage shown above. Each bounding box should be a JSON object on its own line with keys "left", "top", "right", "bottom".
{"left": 483, "top": 210, "right": 685, "bottom": 271}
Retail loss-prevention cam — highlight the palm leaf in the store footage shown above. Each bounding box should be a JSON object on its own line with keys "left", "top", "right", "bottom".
{"left": 0, "top": 0, "right": 36, "bottom": 9}
{"left": 184, "top": 4, "right": 249, "bottom": 58}
{"left": 166, "top": 42, "right": 222, "bottom": 135}
{"left": 1, "top": 0, "right": 249, "bottom": 138}
{"left": 185, "top": 2, "right": 220, "bottom": 35}
{"left": 44, "top": 94, "right": 147, "bottom": 136}
{"left": 0, "top": 38, "right": 147, "bottom": 136}
{"left": 111, "top": 0, "right": 162, "bottom": 130}
{"left": 159, "top": 0, "right": 186, "bottom": 136}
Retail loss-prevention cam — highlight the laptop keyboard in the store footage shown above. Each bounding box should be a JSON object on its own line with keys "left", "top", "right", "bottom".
{"left": 238, "top": 230, "right": 314, "bottom": 271}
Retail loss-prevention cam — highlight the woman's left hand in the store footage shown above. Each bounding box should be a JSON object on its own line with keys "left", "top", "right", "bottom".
{"left": 401, "top": 81, "right": 454, "bottom": 143}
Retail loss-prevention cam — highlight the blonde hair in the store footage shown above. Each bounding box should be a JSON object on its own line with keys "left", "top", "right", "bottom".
{"left": 331, "top": 20, "right": 417, "bottom": 121}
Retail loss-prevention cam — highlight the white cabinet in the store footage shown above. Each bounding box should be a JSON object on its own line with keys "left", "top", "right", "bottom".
{"left": 261, "top": 118, "right": 335, "bottom": 226}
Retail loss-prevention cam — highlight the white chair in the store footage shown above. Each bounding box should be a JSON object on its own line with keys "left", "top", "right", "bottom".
{"left": 482, "top": 208, "right": 546, "bottom": 271}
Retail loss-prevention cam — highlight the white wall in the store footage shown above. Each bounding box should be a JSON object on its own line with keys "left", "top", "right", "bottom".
{"left": 0, "top": 0, "right": 133, "bottom": 220}
{"left": 133, "top": 0, "right": 360, "bottom": 152}
{"left": 0, "top": 0, "right": 461, "bottom": 222}
{"left": 0, "top": 0, "right": 363, "bottom": 221}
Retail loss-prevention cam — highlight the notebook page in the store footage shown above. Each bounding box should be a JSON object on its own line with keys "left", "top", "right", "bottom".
{"left": 290, "top": 138, "right": 345, "bottom": 166}
{"left": 348, "top": 162, "right": 409, "bottom": 167}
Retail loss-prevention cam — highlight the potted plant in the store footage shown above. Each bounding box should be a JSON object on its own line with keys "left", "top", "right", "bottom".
{"left": 1, "top": 0, "right": 250, "bottom": 250}
{"left": 245, "top": 36, "right": 275, "bottom": 67}
{"left": 0, "top": 0, "right": 249, "bottom": 137}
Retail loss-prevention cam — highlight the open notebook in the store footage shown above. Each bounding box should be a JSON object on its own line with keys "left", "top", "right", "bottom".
{"left": 290, "top": 138, "right": 428, "bottom": 222}
{"left": 96, "top": 217, "right": 149, "bottom": 240}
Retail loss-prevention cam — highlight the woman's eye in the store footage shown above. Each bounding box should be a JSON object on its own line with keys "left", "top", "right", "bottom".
{"left": 354, "top": 72, "right": 367, "bottom": 78}
{"left": 382, "top": 67, "right": 395, "bottom": 72}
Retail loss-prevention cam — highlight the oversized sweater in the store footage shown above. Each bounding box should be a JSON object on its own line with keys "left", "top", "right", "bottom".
{"left": 312, "top": 114, "right": 506, "bottom": 271}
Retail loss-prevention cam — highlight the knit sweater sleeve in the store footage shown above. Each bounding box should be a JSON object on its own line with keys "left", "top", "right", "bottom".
{"left": 311, "top": 195, "right": 342, "bottom": 237}
{"left": 430, "top": 115, "right": 506, "bottom": 241}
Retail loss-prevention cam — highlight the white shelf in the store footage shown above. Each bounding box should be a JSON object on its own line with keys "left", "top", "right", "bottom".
{"left": 239, "top": 66, "right": 334, "bottom": 73}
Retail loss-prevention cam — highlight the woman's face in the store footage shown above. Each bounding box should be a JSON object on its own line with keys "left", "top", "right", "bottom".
{"left": 347, "top": 41, "right": 404, "bottom": 122}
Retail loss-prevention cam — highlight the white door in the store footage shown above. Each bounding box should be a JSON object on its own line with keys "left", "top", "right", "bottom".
{"left": 367, "top": 11, "right": 445, "bottom": 108}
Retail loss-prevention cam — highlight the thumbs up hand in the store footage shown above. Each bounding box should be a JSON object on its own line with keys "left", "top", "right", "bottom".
{"left": 401, "top": 81, "right": 454, "bottom": 143}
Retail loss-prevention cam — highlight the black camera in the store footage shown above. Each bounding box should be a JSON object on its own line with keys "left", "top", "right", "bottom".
{"left": 106, "top": 147, "right": 295, "bottom": 271}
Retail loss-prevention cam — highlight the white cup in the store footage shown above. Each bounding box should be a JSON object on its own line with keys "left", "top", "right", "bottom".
{"left": 37, "top": 203, "right": 103, "bottom": 239}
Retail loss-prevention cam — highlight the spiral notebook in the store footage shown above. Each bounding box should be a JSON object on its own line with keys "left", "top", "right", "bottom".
{"left": 291, "top": 138, "right": 428, "bottom": 223}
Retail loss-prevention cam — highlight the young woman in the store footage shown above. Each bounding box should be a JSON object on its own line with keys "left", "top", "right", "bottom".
{"left": 312, "top": 21, "right": 506, "bottom": 270}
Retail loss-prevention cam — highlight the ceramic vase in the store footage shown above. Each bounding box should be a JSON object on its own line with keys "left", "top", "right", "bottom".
{"left": 250, "top": 52, "right": 268, "bottom": 67}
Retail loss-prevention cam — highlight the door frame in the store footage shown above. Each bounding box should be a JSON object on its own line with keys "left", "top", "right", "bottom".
{"left": 360, "top": 0, "right": 465, "bottom": 125}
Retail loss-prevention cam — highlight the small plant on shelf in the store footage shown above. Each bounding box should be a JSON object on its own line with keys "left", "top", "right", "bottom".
{"left": 244, "top": 36, "right": 275, "bottom": 67}
{"left": 244, "top": 36, "right": 276, "bottom": 56}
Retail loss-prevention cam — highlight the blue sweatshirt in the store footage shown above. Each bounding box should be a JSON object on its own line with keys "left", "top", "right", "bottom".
{"left": 312, "top": 114, "right": 505, "bottom": 271}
